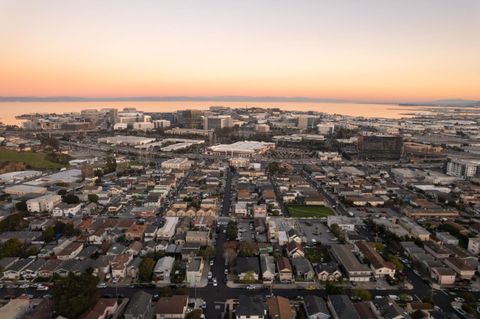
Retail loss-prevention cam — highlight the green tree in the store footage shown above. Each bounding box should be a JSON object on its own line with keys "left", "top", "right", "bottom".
{"left": 387, "top": 255, "right": 404, "bottom": 272}
{"left": 63, "top": 194, "right": 80, "bottom": 204}
{"left": 42, "top": 226, "right": 55, "bottom": 242}
{"left": 237, "top": 241, "right": 257, "bottom": 257}
{"left": 352, "top": 288, "right": 372, "bottom": 301}
{"left": 105, "top": 156, "right": 117, "bottom": 173}
{"left": 325, "top": 282, "right": 343, "bottom": 295}
{"left": 139, "top": 257, "right": 155, "bottom": 282}
{"left": 226, "top": 221, "right": 238, "bottom": 241}
{"left": 87, "top": 194, "right": 99, "bottom": 203}
{"left": 242, "top": 271, "right": 256, "bottom": 284}
{"left": 52, "top": 273, "right": 99, "bottom": 319}
{"left": 0, "top": 212, "right": 28, "bottom": 233}
{"left": 0, "top": 238, "right": 24, "bottom": 257}
{"left": 15, "top": 201, "right": 28, "bottom": 212}
{"left": 200, "top": 246, "right": 216, "bottom": 259}
{"left": 57, "top": 189, "right": 67, "bottom": 196}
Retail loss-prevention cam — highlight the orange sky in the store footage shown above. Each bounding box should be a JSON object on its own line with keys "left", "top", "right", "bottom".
{"left": 0, "top": 1, "right": 479, "bottom": 102}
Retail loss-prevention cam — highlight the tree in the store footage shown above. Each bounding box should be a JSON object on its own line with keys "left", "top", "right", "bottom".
{"left": 226, "top": 221, "right": 238, "bottom": 241}
{"left": 325, "top": 282, "right": 343, "bottom": 295}
{"left": 387, "top": 255, "right": 404, "bottom": 272}
{"left": 242, "top": 271, "right": 256, "bottom": 284}
{"left": 200, "top": 246, "right": 216, "bottom": 259}
{"left": 374, "top": 243, "right": 385, "bottom": 253}
{"left": 52, "top": 273, "right": 99, "bottom": 319}
{"left": 0, "top": 238, "right": 24, "bottom": 257}
{"left": 88, "top": 194, "right": 99, "bottom": 203}
{"left": 176, "top": 287, "right": 189, "bottom": 295}
{"left": 105, "top": 156, "right": 117, "bottom": 173}
{"left": 15, "top": 201, "right": 28, "bottom": 212}
{"left": 42, "top": 226, "right": 55, "bottom": 242}
{"left": 186, "top": 309, "right": 203, "bottom": 319}
{"left": 63, "top": 194, "right": 80, "bottom": 204}
{"left": 237, "top": 241, "right": 257, "bottom": 257}
{"left": 0, "top": 212, "right": 28, "bottom": 233}
{"left": 139, "top": 257, "right": 155, "bottom": 282}
{"left": 352, "top": 288, "right": 372, "bottom": 301}
{"left": 57, "top": 189, "right": 67, "bottom": 196}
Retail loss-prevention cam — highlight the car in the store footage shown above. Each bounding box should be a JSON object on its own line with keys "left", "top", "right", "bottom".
{"left": 224, "top": 268, "right": 228, "bottom": 275}
{"left": 19, "top": 283, "right": 30, "bottom": 289}
{"left": 454, "top": 297, "right": 465, "bottom": 303}
{"left": 37, "top": 285, "right": 49, "bottom": 291}
{"left": 96, "top": 283, "right": 107, "bottom": 288}
{"left": 152, "top": 294, "right": 160, "bottom": 301}
{"left": 213, "top": 278, "right": 218, "bottom": 286}
{"left": 208, "top": 272, "right": 213, "bottom": 279}
{"left": 246, "top": 285, "right": 256, "bottom": 290}
{"left": 388, "top": 295, "right": 399, "bottom": 301}
{"left": 210, "top": 260, "right": 214, "bottom": 267}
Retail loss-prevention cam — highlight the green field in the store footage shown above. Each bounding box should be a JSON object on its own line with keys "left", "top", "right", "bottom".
{"left": 0, "top": 149, "right": 64, "bottom": 169}
{"left": 287, "top": 205, "right": 335, "bottom": 218}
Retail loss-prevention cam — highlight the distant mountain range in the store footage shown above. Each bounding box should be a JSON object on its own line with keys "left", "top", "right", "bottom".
{"left": 0, "top": 96, "right": 478, "bottom": 106}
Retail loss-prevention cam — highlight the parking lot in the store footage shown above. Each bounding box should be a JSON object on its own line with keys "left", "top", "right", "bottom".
{"left": 297, "top": 219, "right": 336, "bottom": 245}
{"left": 237, "top": 220, "right": 255, "bottom": 241}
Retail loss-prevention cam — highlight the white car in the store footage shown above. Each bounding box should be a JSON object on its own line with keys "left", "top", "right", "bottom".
{"left": 37, "top": 285, "right": 49, "bottom": 291}
{"left": 246, "top": 285, "right": 256, "bottom": 290}
{"left": 213, "top": 278, "right": 218, "bottom": 286}
{"left": 210, "top": 260, "right": 214, "bottom": 267}
{"left": 97, "top": 283, "right": 107, "bottom": 288}
{"left": 388, "top": 295, "right": 399, "bottom": 301}
{"left": 454, "top": 297, "right": 465, "bottom": 303}
{"left": 208, "top": 272, "right": 213, "bottom": 280}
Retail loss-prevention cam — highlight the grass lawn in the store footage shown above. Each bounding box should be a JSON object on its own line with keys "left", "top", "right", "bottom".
{"left": 0, "top": 148, "right": 64, "bottom": 169}
{"left": 287, "top": 204, "right": 335, "bottom": 218}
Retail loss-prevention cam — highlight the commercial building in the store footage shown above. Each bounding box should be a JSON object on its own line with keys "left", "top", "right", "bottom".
{"left": 297, "top": 115, "right": 316, "bottom": 129}
{"left": 176, "top": 109, "right": 204, "bottom": 129}
{"left": 186, "top": 257, "right": 204, "bottom": 286}
{"left": 98, "top": 135, "right": 156, "bottom": 146}
{"left": 203, "top": 115, "right": 233, "bottom": 130}
{"left": 207, "top": 141, "right": 275, "bottom": 157}
{"left": 0, "top": 170, "right": 42, "bottom": 184}
{"left": 446, "top": 158, "right": 480, "bottom": 179}
{"left": 255, "top": 124, "right": 270, "bottom": 133}
{"left": 357, "top": 132, "right": 403, "bottom": 160}
{"left": 317, "top": 123, "right": 335, "bottom": 135}
{"left": 26, "top": 194, "right": 62, "bottom": 213}
{"left": 4, "top": 185, "right": 47, "bottom": 196}
{"left": 330, "top": 244, "right": 371, "bottom": 282}
{"left": 161, "top": 158, "right": 192, "bottom": 170}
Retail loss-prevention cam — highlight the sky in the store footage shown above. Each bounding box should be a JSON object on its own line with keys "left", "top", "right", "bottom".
{"left": 0, "top": 0, "right": 479, "bottom": 102}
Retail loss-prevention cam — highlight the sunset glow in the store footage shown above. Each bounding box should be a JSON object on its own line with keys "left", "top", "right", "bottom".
{"left": 0, "top": 0, "right": 479, "bottom": 101}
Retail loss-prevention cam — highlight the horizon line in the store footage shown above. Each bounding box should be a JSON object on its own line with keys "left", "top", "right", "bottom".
{"left": 0, "top": 95, "right": 479, "bottom": 106}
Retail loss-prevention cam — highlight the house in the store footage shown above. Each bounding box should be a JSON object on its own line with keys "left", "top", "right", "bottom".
{"left": 286, "top": 242, "right": 304, "bottom": 258}
{"left": 260, "top": 254, "right": 276, "bottom": 283}
{"left": 126, "top": 241, "right": 143, "bottom": 256}
{"left": 111, "top": 254, "right": 132, "bottom": 279}
{"left": 154, "top": 295, "right": 188, "bottom": 319}
{"left": 124, "top": 291, "right": 152, "bottom": 319}
{"left": 125, "top": 224, "right": 147, "bottom": 241}
{"left": 431, "top": 267, "right": 456, "bottom": 285}
{"left": 38, "top": 259, "right": 62, "bottom": 279}
{"left": 235, "top": 295, "right": 266, "bottom": 319}
{"left": 21, "top": 258, "right": 47, "bottom": 280}
{"left": 266, "top": 296, "right": 295, "bottom": 319}
{"left": 372, "top": 298, "right": 409, "bottom": 319}
{"left": 57, "top": 241, "right": 84, "bottom": 260}
{"left": 291, "top": 256, "right": 315, "bottom": 281}
{"left": 52, "top": 203, "right": 82, "bottom": 217}
{"left": 236, "top": 257, "right": 260, "bottom": 282}
{"left": 185, "top": 231, "right": 209, "bottom": 246}
{"left": 444, "top": 257, "right": 476, "bottom": 280}
{"left": 0, "top": 296, "right": 32, "bottom": 319}
{"left": 186, "top": 257, "right": 204, "bottom": 286}
{"left": 287, "top": 229, "right": 302, "bottom": 244}
{"left": 154, "top": 256, "right": 175, "bottom": 281}
{"left": 327, "top": 295, "right": 361, "bottom": 319}
{"left": 303, "top": 295, "right": 331, "bottom": 319}
{"left": 356, "top": 241, "right": 396, "bottom": 278}
{"left": 3, "top": 258, "right": 35, "bottom": 280}
{"left": 277, "top": 256, "right": 293, "bottom": 283}
{"left": 83, "top": 298, "right": 119, "bottom": 319}
{"left": 315, "top": 262, "right": 342, "bottom": 282}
